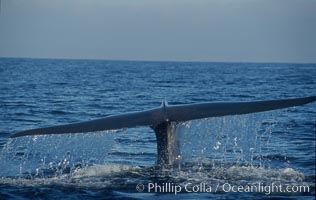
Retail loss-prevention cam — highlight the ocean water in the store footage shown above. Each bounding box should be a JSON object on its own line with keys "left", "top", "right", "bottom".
{"left": 0, "top": 58, "right": 315, "bottom": 199}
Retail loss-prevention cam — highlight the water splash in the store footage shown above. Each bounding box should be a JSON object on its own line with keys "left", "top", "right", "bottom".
{"left": 0, "top": 130, "right": 119, "bottom": 177}
{"left": 177, "top": 111, "right": 279, "bottom": 168}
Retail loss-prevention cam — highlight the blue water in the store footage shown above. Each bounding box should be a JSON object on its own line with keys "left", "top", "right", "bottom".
{"left": 0, "top": 58, "right": 315, "bottom": 199}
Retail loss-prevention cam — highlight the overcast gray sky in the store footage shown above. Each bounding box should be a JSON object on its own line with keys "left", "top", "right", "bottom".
{"left": 0, "top": 0, "right": 315, "bottom": 63}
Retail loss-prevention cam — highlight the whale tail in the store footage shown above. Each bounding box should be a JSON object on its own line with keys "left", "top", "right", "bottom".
{"left": 10, "top": 96, "right": 316, "bottom": 166}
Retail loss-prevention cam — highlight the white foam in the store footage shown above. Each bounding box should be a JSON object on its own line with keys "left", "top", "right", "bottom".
{"left": 226, "top": 166, "right": 305, "bottom": 182}
{"left": 72, "top": 164, "right": 141, "bottom": 178}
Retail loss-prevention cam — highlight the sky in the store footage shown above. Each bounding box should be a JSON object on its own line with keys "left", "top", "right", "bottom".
{"left": 0, "top": 0, "right": 315, "bottom": 63}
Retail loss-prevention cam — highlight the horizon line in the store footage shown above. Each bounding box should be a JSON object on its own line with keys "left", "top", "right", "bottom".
{"left": 0, "top": 56, "right": 315, "bottom": 65}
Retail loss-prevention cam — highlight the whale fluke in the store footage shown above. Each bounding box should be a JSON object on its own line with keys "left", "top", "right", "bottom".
{"left": 10, "top": 96, "right": 316, "bottom": 166}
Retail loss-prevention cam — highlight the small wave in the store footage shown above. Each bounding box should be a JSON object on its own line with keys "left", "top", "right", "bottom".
{"left": 230, "top": 94, "right": 256, "bottom": 98}
{"left": 52, "top": 82, "right": 67, "bottom": 85}
{"left": 49, "top": 110, "right": 72, "bottom": 115}
{"left": 13, "top": 118, "right": 42, "bottom": 123}
{"left": 0, "top": 101, "right": 37, "bottom": 108}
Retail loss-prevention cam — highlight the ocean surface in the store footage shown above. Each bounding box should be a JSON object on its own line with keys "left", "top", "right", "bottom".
{"left": 0, "top": 58, "right": 315, "bottom": 200}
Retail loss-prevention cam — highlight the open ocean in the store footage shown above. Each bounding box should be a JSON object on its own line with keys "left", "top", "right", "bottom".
{"left": 0, "top": 58, "right": 315, "bottom": 200}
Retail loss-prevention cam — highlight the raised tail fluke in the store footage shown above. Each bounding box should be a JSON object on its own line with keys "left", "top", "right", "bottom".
{"left": 10, "top": 108, "right": 166, "bottom": 138}
{"left": 10, "top": 96, "right": 316, "bottom": 139}
{"left": 166, "top": 96, "right": 316, "bottom": 122}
